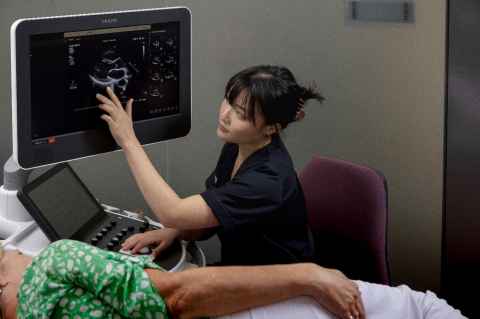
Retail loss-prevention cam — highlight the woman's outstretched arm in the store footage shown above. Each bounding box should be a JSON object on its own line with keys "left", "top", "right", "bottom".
{"left": 96, "top": 88, "right": 219, "bottom": 230}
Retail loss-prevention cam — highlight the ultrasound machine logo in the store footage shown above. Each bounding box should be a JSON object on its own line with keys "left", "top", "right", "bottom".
{"left": 101, "top": 17, "right": 118, "bottom": 24}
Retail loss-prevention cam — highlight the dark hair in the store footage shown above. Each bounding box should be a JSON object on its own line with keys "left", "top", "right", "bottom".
{"left": 224, "top": 65, "right": 324, "bottom": 130}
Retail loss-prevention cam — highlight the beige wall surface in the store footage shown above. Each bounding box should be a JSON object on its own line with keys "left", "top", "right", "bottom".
{"left": 0, "top": 0, "right": 446, "bottom": 292}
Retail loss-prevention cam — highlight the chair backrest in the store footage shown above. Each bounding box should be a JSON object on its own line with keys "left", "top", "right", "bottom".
{"left": 299, "top": 155, "right": 391, "bottom": 285}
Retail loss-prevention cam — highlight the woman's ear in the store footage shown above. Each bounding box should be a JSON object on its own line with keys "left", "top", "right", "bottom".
{"left": 264, "top": 125, "right": 275, "bottom": 137}
{"left": 264, "top": 123, "right": 281, "bottom": 137}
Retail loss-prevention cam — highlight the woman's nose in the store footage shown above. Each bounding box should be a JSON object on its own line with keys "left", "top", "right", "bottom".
{"left": 220, "top": 105, "right": 231, "bottom": 123}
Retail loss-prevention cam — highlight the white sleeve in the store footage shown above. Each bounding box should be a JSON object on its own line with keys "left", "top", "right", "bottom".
{"left": 216, "top": 280, "right": 467, "bottom": 319}
{"left": 358, "top": 281, "right": 467, "bottom": 319}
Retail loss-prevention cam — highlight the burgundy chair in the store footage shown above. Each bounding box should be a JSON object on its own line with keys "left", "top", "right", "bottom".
{"left": 299, "top": 155, "right": 391, "bottom": 285}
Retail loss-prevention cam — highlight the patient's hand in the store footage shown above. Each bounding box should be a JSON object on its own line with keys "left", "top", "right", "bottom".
{"left": 122, "top": 228, "right": 180, "bottom": 257}
{"left": 308, "top": 266, "right": 365, "bottom": 319}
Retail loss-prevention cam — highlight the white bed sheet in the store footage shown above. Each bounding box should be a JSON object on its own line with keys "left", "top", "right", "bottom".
{"left": 217, "top": 281, "right": 467, "bottom": 319}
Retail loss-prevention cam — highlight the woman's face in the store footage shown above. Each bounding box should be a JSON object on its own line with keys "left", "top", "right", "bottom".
{"left": 0, "top": 250, "right": 31, "bottom": 319}
{"left": 0, "top": 250, "right": 31, "bottom": 285}
{"left": 217, "top": 93, "right": 269, "bottom": 145}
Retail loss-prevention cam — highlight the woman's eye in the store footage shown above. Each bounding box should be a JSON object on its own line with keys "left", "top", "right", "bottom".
{"left": 231, "top": 104, "right": 247, "bottom": 119}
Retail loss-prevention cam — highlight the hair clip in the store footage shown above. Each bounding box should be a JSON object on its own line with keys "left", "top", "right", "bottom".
{"left": 295, "top": 108, "right": 305, "bottom": 122}
{"left": 294, "top": 98, "right": 306, "bottom": 122}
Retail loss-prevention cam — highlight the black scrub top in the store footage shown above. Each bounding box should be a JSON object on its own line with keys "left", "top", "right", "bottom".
{"left": 200, "top": 134, "right": 313, "bottom": 266}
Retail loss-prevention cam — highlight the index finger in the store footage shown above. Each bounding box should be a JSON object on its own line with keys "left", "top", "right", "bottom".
{"left": 353, "top": 292, "right": 366, "bottom": 319}
{"left": 122, "top": 235, "right": 140, "bottom": 248}
{"left": 96, "top": 93, "right": 115, "bottom": 106}
{"left": 358, "top": 296, "right": 366, "bottom": 319}
{"left": 121, "top": 240, "right": 135, "bottom": 250}
{"left": 106, "top": 86, "right": 122, "bottom": 108}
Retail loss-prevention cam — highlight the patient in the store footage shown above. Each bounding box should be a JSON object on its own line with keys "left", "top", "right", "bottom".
{"left": 0, "top": 240, "right": 465, "bottom": 319}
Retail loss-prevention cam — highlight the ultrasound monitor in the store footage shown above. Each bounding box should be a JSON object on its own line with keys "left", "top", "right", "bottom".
{"left": 11, "top": 7, "right": 191, "bottom": 169}
{"left": 17, "top": 163, "right": 105, "bottom": 240}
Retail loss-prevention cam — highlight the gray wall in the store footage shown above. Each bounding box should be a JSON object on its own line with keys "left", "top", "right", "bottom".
{"left": 0, "top": 0, "right": 446, "bottom": 292}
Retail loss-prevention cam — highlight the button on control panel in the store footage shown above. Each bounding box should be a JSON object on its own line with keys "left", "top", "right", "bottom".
{"left": 86, "top": 215, "right": 159, "bottom": 252}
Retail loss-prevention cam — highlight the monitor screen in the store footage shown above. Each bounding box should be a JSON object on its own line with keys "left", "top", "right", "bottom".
{"left": 31, "top": 22, "right": 180, "bottom": 140}
{"left": 11, "top": 8, "right": 191, "bottom": 168}
{"left": 20, "top": 164, "right": 103, "bottom": 239}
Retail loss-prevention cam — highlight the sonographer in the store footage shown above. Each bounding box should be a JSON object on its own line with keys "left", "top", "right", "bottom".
{"left": 97, "top": 65, "right": 322, "bottom": 266}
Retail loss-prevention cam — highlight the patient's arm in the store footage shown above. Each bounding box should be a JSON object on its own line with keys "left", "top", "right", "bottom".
{"left": 146, "top": 263, "right": 365, "bottom": 319}
{"left": 146, "top": 263, "right": 310, "bottom": 318}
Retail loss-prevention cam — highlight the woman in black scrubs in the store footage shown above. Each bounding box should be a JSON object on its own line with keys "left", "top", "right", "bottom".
{"left": 97, "top": 65, "right": 323, "bottom": 266}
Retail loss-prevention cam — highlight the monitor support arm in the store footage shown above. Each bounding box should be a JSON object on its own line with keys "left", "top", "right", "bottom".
{"left": 3, "top": 155, "right": 31, "bottom": 192}
{"left": 0, "top": 155, "right": 33, "bottom": 239}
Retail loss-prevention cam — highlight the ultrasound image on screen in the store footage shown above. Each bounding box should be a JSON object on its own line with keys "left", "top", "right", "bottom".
{"left": 26, "top": 167, "right": 101, "bottom": 239}
{"left": 30, "top": 22, "right": 180, "bottom": 141}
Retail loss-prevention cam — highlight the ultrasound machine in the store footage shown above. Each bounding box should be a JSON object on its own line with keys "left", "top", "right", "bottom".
{"left": 0, "top": 7, "right": 205, "bottom": 271}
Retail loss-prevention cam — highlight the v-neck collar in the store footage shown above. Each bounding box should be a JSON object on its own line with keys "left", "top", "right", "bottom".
{"left": 228, "top": 134, "right": 281, "bottom": 180}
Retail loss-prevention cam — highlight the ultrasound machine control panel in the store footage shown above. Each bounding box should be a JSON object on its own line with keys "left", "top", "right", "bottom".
{"left": 15, "top": 163, "right": 195, "bottom": 271}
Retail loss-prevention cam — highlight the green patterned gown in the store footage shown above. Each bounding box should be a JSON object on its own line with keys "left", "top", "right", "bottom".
{"left": 16, "top": 239, "right": 170, "bottom": 319}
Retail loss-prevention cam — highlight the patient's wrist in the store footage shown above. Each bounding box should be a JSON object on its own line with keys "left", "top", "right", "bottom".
{"left": 300, "top": 263, "right": 329, "bottom": 298}
{"left": 288, "top": 263, "right": 320, "bottom": 297}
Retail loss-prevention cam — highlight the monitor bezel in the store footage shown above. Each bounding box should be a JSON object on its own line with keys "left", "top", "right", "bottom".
{"left": 17, "top": 163, "right": 106, "bottom": 241}
{"left": 11, "top": 7, "right": 191, "bottom": 169}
